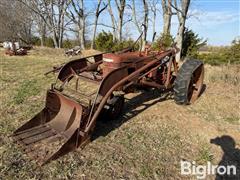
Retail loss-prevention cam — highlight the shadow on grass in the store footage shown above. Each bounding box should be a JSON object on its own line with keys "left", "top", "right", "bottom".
{"left": 92, "top": 83, "right": 207, "bottom": 141}
{"left": 92, "top": 89, "right": 173, "bottom": 140}
{"left": 199, "top": 84, "right": 207, "bottom": 98}
{"left": 210, "top": 135, "right": 240, "bottom": 180}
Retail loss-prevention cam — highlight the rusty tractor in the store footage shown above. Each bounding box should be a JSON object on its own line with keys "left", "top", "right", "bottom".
{"left": 12, "top": 42, "right": 204, "bottom": 165}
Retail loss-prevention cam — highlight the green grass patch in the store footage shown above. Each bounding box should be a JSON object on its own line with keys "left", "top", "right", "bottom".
{"left": 13, "top": 79, "right": 41, "bottom": 104}
{"left": 196, "top": 145, "right": 214, "bottom": 164}
{"left": 224, "top": 117, "right": 240, "bottom": 124}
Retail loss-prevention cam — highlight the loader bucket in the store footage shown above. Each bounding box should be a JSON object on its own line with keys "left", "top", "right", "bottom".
{"left": 12, "top": 90, "right": 88, "bottom": 165}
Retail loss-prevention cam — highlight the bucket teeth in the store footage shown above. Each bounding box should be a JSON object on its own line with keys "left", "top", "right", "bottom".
{"left": 12, "top": 90, "right": 84, "bottom": 165}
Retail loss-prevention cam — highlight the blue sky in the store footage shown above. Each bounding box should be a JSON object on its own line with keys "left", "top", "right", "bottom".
{"left": 83, "top": 0, "right": 239, "bottom": 46}
{"left": 185, "top": 0, "right": 240, "bottom": 45}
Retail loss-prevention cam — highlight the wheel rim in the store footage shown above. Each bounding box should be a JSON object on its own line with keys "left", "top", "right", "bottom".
{"left": 188, "top": 65, "right": 204, "bottom": 103}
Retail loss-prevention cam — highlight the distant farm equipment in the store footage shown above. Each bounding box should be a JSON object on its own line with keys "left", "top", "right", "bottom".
{"left": 65, "top": 46, "right": 82, "bottom": 57}
{"left": 3, "top": 41, "right": 31, "bottom": 56}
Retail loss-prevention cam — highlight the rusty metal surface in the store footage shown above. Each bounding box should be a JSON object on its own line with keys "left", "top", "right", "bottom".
{"left": 12, "top": 90, "right": 84, "bottom": 165}
{"left": 103, "top": 51, "right": 146, "bottom": 63}
{"left": 5, "top": 49, "right": 28, "bottom": 56}
{"left": 189, "top": 64, "right": 204, "bottom": 103}
{"left": 13, "top": 45, "right": 204, "bottom": 165}
{"left": 45, "top": 53, "right": 104, "bottom": 77}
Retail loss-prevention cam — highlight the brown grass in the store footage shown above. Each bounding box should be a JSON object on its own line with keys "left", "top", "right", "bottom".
{"left": 0, "top": 47, "right": 239, "bottom": 179}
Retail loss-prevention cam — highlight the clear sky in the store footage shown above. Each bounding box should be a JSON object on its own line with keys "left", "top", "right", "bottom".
{"left": 83, "top": 0, "right": 240, "bottom": 46}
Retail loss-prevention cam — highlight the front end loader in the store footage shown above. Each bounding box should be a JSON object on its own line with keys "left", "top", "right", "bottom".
{"left": 12, "top": 44, "right": 204, "bottom": 165}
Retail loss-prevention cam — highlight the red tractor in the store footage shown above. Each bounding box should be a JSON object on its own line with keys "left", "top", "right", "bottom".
{"left": 12, "top": 43, "right": 204, "bottom": 165}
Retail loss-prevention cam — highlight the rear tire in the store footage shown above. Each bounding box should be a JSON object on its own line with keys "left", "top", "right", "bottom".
{"left": 174, "top": 59, "right": 204, "bottom": 105}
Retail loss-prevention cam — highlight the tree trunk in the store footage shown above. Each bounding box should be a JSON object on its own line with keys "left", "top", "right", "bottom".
{"left": 174, "top": 0, "right": 191, "bottom": 61}
{"left": 91, "top": 0, "right": 107, "bottom": 49}
{"left": 175, "top": 20, "right": 185, "bottom": 61}
{"left": 116, "top": 0, "right": 126, "bottom": 42}
{"left": 79, "top": 17, "right": 85, "bottom": 49}
{"left": 79, "top": 0, "right": 85, "bottom": 49}
{"left": 58, "top": 10, "right": 65, "bottom": 48}
{"left": 40, "top": 32, "right": 45, "bottom": 47}
{"left": 152, "top": 8, "right": 156, "bottom": 42}
{"left": 163, "top": 13, "right": 171, "bottom": 35}
{"left": 132, "top": 0, "right": 143, "bottom": 48}
{"left": 152, "top": 12, "right": 156, "bottom": 40}
{"left": 108, "top": 0, "right": 117, "bottom": 41}
{"left": 79, "top": 26, "right": 85, "bottom": 50}
{"left": 162, "top": 0, "right": 172, "bottom": 35}
{"left": 132, "top": 0, "right": 141, "bottom": 33}
{"left": 52, "top": 30, "right": 59, "bottom": 48}
{"left": 67, "top": 0, "right": 85, "bottom": 49}
{"left": 117, "top": 13, "right": 123, "bottom": 41}
{"left": 40, "top": 37, "right": 44, "bottom": 47}
{"left": 40, "top": 22, "right": 46, "bottom": 47}
{"left": 142, "top": 0, "right": 148, "bottom": 50}
{"left": 91, "top": 17, "right": 98, "bottom": 49}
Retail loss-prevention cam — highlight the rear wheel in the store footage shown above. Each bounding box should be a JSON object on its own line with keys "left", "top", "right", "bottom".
{"left": 174, "top": 59, "right": 204, "bottom": 105}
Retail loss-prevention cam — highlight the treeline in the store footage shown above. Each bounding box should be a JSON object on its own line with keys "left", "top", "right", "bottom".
{"left": 0, "top": 0, "right": 238, "bottom": 64}
{"left": 198, "top": 39, "right": 240, "bottom": 65}
{"left": 31, "top": 31, "right": 137, "bottom": 51}
{"left": 0, "top": 0, "right": 193, "bottom": 61}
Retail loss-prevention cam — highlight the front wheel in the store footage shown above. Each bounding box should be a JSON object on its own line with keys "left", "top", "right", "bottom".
{"left": 103, "top": 95, "right": 124, "bottom": 120}
{"left": 174, "top": 59, "right": 204, "bottom": 105}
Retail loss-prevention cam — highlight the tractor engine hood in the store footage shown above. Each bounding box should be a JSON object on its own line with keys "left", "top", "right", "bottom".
{"left": 103, "top": 52, "right": 144, "bottom": 63}
{"left": 102, "top": 52, "right": 146, "bottom": 76}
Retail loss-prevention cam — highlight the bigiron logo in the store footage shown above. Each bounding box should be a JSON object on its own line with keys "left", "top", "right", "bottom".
{"left": 180, "top": 160, "right": 237, "bottom": 179}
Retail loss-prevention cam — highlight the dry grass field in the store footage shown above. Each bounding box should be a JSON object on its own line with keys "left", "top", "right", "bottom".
{"left": 0, "top": 47, "right": 239, "bottom": 179}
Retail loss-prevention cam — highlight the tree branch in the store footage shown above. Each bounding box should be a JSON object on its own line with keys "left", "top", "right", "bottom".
{"left": 98, "top": 4, "right": 108, "bottom": 15}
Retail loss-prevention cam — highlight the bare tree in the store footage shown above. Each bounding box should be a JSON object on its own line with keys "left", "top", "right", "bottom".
{"left": 107, "top": 0, "right": 117, "bottom": 41}
{"left": 173, "top": 0, "right": 191, "bottom": 61}
{"left": 91, "top": 0, "right": 108, "bottom": 49}
{"left": 34, "top": 14, "right": 47, "bottom": 47}
{"left": 131, "top": 0, "right": 141, "bottom": 34}
{"left": 51, "top": 0, "right": 71, "bottom": 48}
{"left": 107, "top": 0, "right": 127, "bottom": 42}
{"left": 0, "top": 0, "right": 33, "bottom": 43}
{"left": 131, "top": 0, "right": 149, "bottom": 49}
{"left": 115, "top": 0, "right": 126, "bottom": 41}
{"left": 39, "top": 0, "right": 70, "bottom": 48}
{"left": 149, "top": 0, "right": 159, "bottom": 41}
{"left": 161, "top": 0, "right": 172, "bottom": 35}
{"left": 67, "top": 0, "right": 88, "bottom": 49}
{"left": 142, "top": 0, "right": 149, "bottom": 49}
{"left": 18, "top": 0, "right": 70, "bottom": 48}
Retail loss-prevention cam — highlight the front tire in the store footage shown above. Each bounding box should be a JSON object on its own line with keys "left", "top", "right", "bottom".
{"left": 104, "top": 95, "right": 124, "bottom": 120}
{"left": 174, "top": 59, "right": 204, "bottom": 105}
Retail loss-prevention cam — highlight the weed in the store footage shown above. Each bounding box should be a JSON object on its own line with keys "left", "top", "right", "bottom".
{"left": 224, "top": 117, "right": 240, "bottom": 124}
{"left": 196, "top": 145, "right": 214, "bottom": 164}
